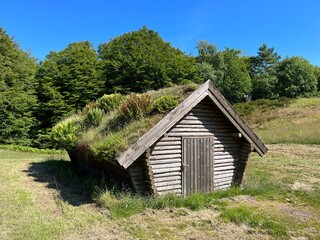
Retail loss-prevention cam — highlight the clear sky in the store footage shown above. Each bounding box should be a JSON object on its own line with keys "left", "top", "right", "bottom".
{"left": 0, "top": 0, "right": 319, "bottom": 66}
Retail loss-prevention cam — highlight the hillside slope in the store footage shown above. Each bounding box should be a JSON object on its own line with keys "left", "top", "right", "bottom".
{"left": 234, "top": 98, "right": 320, "bottom": 144}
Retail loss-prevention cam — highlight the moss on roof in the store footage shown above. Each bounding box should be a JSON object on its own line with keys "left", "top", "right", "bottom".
{"left": 51, "top": 83, "right": 198, "bottom": 162}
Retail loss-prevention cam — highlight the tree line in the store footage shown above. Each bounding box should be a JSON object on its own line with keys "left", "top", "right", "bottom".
{"left": 0, "top": 26, "right": 319, "bottom": 148}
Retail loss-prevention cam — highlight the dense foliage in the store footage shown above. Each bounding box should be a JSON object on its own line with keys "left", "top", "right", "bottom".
{"left": 248, "top": 43, "right": 280, "bottom": 99}
{"left": 196, "top": 42, "right": 251, "bottom": 103}
{"left": 34, "top": 41, "right": 104, "bottom": 147}
{"left": 0, "top": 26, "right": 319, "bottom": 148}
{"left": 276, "top": 57, "right": 317, "bottom": 97}
{"left": 0, "top": 28, "right": 37, "bottom": 145}
{"left": 98, "top": 26, "right": 202, "bottom": 93}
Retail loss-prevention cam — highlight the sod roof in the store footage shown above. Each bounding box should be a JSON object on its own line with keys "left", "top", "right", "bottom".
{"left": 52, "top": 80, "right": 267, "bottom": 167}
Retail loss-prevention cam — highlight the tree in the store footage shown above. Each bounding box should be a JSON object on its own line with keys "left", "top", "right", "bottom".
{"left": 314, "top": 66, "right": 320, "bottom": 93}
{"left": 196, "top": 41, "right": 251, "bottom": 103}
{"left": 34, "top": 41, "right": 104, "bottom": 147}
{"left": 196, "top": 40, "right": 226, "bottom": 82}
{"left": 98, "top": 26, "right": 202, "bottom": 93}
{"left": 248, "top": 43, "right": 281, "bottom": 99}
{"left": 53, "top": 41, "right": 104, "bottom": 110}
{"left": 0, "top": 27, "right": 37, "bottom": 145}
{"left": 276, "top": 57, "right": 317, "bottom": 98}
{"left": 220, "top": 48, "right": 251, "bottom": 103}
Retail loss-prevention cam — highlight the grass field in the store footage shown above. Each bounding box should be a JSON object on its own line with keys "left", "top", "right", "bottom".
{"left": 235, "top": 97, "right": 320, "bottom": 144}
{"left": 1, "top": 144, "right": 319, "bottom": 239}
{"left": 1, "top": 97, "right": 320, "bottom": 239}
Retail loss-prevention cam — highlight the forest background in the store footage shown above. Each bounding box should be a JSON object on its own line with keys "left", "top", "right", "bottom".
{"left": 1, "top": 26, "right": 319, "bottom": 148}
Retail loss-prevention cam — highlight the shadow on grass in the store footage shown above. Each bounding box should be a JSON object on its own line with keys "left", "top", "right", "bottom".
{"left": 25, "top": 159, "right": 104, "bottom": 206}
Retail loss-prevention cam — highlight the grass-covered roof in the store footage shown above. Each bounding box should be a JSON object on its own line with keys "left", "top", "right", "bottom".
{"left": 51, "top": 83, "right": 198, "bottom": 162}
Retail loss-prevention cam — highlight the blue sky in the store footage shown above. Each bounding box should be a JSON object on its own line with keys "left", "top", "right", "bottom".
{"left": 0, "top": 0, "right": 319, "bottom": 65}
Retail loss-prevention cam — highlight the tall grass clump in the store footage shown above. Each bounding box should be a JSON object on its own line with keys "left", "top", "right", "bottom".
{"left": 50, "top": 115, "right": 82, "bottom": 150}
{"left": 82, "top": 107, "right": 104, "bottom": 128}
{"left": 81, "top": 101, "right": 99, "bottom": 114}
{"left": 97, "top": 93, "right": 125, "bottom": 113}
{"left": 95, "top": 191, "right": 144, "bottom": 219}
{"left": 95, "top": 190, "right": 243, "bottom": 219}
{"left": 118, "top": 93, "right": 152, "bottom": 122}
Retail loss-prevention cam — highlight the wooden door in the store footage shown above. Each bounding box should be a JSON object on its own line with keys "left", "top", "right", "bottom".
{"left": 182, "top": 136, "right": 214, "bottom": 196}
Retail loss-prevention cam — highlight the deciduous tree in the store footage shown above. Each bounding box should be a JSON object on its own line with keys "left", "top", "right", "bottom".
{"left": 98, "top": 26, "right": 202, "bottom": 93}
{"left": 276, "top": 57, "right": 317, "bottom": 98}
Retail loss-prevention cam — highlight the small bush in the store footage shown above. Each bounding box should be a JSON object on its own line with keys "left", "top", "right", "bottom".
{"left": 50, "top": 116, "right": 82, "bottom": 150}
{"left": 81, "top": 101, "right": 99, "bottom": 115}
{"left": 82, "top": 108, "right": 104, "bottom": 129}
{"left": 97, "top": 94, "right": 125, "bottom": 113}
{"left": 153, "top": 95, "right": 179, "bottom": 113}
{"left": 118, "top": 94, "right": 152, "bottom": 122}
{"left": 93, "top": 133, "right": 128, "bottom": 161}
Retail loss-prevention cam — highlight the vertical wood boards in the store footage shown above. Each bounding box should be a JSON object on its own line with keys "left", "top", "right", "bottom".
{"left": 182, "top": 136, "right": 214, "bottom": 196}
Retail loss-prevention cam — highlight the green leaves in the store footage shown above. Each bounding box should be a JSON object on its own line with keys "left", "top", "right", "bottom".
{"left": 153, "top": 95, "right": 179, "bottom": 113}
{"left": 276, "top": 57, "right": 317, "bottom": 98}
{"left": 0, "top": 28, "right": 37, "bottom": 145}
{"left": 248, "top": 43, "right": 281, "bottom": 99}
{"left": 98, "top": 26, "right": 201, "bottom": 94}
{"left": 50, "top": 116, "right": 82, "bottom": 150}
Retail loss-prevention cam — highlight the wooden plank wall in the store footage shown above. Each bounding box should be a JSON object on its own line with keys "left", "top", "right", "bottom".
{"left": 128, "top": 155, "right": 150, "bottom": 194}
{"left": 148, "top": 97, "right": 243, "bottom": 195}
{"left": 148, "top": 136, "right": 182, "bottom": 196}
{"left": 234, "top": 139, "right": 251, "bottom": 186}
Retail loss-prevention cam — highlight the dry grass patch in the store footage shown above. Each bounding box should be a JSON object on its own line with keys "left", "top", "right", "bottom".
{"left": 120, "top": 208, "right": 269, "bottom": 240}
{"left": 235, "top": 97, "right": 320, "bottom": 144}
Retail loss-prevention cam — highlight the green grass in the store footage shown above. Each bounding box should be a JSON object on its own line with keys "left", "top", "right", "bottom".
{"left": 234, "top": 97, "right": 320, "bottom": 144}
{"left": 0, "top": 150, "right": 107, "bottom": 240}
{"left": 219, "top": 205, "right": 288, "bottom": 238}
{"left": 0, "top": 144, "right": 65, "bottom": 154}
{"left": 1, "top": 145, "right": 320, "bottom": 239}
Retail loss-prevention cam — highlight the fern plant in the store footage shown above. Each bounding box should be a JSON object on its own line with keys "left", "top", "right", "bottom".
{"left": 50, "top": 116, "right": 82, "bottom": 150}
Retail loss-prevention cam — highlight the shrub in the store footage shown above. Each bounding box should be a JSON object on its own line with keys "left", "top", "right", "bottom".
{"left": 97, "top": 94, "right": 125, "bottom": 113}
{"left": 93, "top": 133, "right": 128, "bottom": 161}
{"left": 118, "top": 94, "right": 152, "bottom": 122}
{"left": 50, "top": 116, "right": 82, "bottom": 150}
{"left": 153, "top": 95, "right": 179, "bottom": 113}
{"left": 82, "top": 107, "right": 104, "bottom": 129}
{"left": 81, "top": 101, "right": 99, "bottom": 115}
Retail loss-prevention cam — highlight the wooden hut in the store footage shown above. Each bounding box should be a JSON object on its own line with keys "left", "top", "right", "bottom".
{"left": 71, "top": 80, "right": 268, "bottom": 196}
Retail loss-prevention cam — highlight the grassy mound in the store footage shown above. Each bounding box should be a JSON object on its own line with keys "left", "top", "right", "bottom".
{"left": 234, "top": 97, "right": 320, "bottom": 144}
{"left": 51, "top": 83, "right": 197, "bottom": 161}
